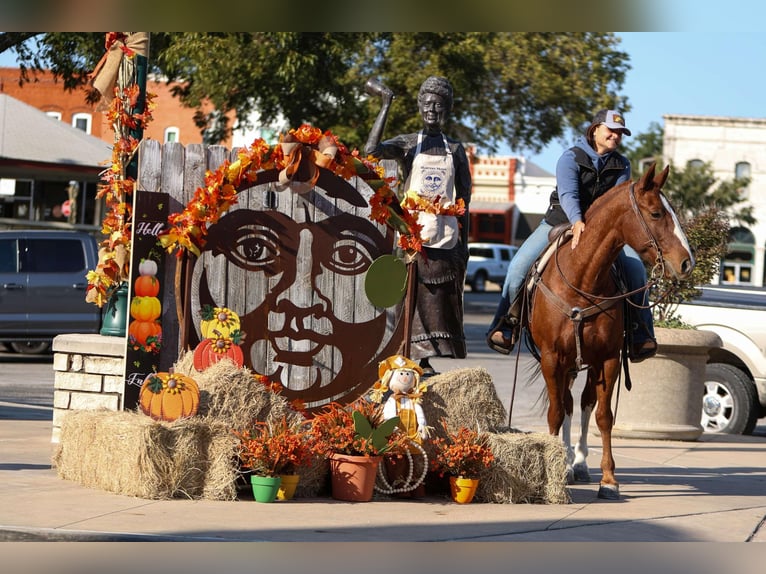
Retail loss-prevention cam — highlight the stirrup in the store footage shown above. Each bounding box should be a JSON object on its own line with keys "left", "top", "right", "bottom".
{"left": 486, "top": 317, "right": 518, "bottom": 355}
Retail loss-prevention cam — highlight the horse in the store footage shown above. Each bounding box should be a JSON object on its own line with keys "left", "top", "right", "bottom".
{"left": 521, "top": 162, "right": 695, "bottom": 500}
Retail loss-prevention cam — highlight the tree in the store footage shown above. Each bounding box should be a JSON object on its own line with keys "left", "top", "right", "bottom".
{"left": 0, "top": 32, "right": 630, "bottom": 154}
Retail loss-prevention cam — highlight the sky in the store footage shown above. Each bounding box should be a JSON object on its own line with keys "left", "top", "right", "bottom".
{"left": 521, "top": 31, "right": 766, "bottom": 173}
{"left": 2, "top": 31, "right": 765, "bottom": 174}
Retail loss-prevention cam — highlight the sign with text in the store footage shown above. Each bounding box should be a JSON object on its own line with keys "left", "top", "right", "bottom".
{"left": 123, "top": 189, "right": 170, "bottom": 410}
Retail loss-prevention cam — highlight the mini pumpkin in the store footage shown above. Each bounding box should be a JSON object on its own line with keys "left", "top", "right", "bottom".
{"left": 134, "top": 274, "right": 160, "bottom": 297}
{"left": 199, "top": 305, "right": 241, "bottom": 339}
{"left": 130, "top": 295, "right": 161, "bottom": 322}
{"left": 193, "top": 330, "right": 245, "bottom": 371}
{"left": 139, "top": 370, "right": 200, "bottom": 422}
{"left": 128, "top": 319, "right": 162, "bottom": 347}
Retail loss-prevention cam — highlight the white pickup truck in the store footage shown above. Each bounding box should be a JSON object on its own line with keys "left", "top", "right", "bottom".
{"left": 674, "top": 286, "right": 766, "bottom": 435}
{"left": 465, "top": 243, "right": 518, "bottom": 292}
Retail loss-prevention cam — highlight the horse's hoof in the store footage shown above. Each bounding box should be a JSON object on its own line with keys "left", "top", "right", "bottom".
{"left": 566, "top": 467, "right": 575, "bottom": 485}
{"left": 597, "top": 484, "right": 620, "bottom": 500}
{"left": 573, "top": 464, "right": 591, "bottom": 483}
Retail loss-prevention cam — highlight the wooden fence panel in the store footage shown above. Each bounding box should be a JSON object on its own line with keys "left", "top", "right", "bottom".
{"left": 135, "top": 140, "right": 405, "bottom": 411}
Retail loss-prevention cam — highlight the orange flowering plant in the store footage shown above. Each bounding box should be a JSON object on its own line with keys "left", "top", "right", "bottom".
{"left": 233, "top": 415, "right": 314, "bottom": 477}
{"left": 428, "top": 419, "right": 495, "bottom": 479}
{"left": 309, "top": 399, "right": 406, "bottom": 457}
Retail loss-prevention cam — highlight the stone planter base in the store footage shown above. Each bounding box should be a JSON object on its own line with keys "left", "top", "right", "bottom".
{"left": 611, "top": 328, "right": 721, "bottom": 441}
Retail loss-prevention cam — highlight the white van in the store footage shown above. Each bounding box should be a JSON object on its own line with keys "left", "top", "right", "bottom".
{"left": 465, "top": 243, "right": 518, "bottom": 292}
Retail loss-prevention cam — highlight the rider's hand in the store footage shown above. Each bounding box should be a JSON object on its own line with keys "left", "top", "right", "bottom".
{"left": 571, "top": 221, "right": 585, "bottom": 250}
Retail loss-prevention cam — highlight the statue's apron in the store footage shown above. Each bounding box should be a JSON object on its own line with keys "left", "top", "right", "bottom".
{"left": 406, "top": 131, "right": 459, "bottom": 250}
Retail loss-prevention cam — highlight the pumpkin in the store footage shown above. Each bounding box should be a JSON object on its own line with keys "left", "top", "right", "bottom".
{"left": 139, "top": 370, "right": 200, "bottom": 422}
{"left": 139, "top": 258, "right": 158, "bottom": 277}
{"left": 199, "top": 305, "right": 240, "bottom": 339}
{"left": 128, "top": 319, "right": 162, "bottom": 347}
{"left": 130, "top": 295, "right": 161, "bottom": 322}
{"left": 193, "top": 331, "right": 244, "bottom": 370}
{"left": 134, "top": 274, "right": 160, "bottom": 297}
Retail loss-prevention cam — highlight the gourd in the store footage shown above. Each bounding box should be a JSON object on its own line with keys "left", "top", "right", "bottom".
{"left": 134, "top": 274, "right": 160, "bottom": 297}
{"left": 130, "top": 296, "right": 161, "bottom": 322}
{"left": 199, "top": 305, "right": 240, "bottom": 339}
{"left": 138, "top": 370, "right": 200, "bottom": 422}
{"left": 128, "top": 319, "right": 162, "bottom": 347}
{"left": 193, "top": 330, "right": 245, "bottom": 370}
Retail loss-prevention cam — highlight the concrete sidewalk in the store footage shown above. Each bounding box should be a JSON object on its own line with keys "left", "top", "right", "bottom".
{"left": 1, "top": 409, "right": 765, "bottom": 543}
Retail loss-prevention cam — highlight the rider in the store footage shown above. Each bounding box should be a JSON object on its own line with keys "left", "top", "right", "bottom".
{"left": 486, "top": 109, "right": 658, "bottom": 363}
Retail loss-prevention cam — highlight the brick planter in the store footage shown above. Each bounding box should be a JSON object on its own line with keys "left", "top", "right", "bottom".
{"left": 51, "top": 333, "right": 126, "bottom": 443}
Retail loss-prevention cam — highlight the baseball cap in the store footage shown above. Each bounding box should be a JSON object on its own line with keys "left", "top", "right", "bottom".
{"left": 593, "top": 109, "right": 631, "bottom": 136}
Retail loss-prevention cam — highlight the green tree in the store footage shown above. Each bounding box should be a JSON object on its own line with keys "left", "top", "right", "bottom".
{"left": 0, "top": 32, "right": 630, "bottom": 154}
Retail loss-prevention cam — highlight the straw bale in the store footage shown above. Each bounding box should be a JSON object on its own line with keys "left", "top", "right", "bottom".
{"left": 476, "top": 431, "right": 571, "bottom": 504}
{"left": 53, "top": 409, "right": 222, "bottom": 499}
{"left": 422, "top": 367, "right": 507, "bottom": 435}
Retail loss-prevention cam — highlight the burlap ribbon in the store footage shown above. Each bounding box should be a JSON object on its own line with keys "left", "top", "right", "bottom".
{"left": 277, "top": 133, "right": 339, "bottom": 193}
{"left": 90, "top": 32, "right": 150, "bottom": 110}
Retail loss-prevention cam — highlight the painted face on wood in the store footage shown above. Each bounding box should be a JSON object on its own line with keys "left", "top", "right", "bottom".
{"left": 191, "top": 169, "right": 403, "bottom": 410}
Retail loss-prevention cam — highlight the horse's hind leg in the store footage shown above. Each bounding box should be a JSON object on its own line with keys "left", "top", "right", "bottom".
{"left": 559, "top": 371, "right": 577, "bottom": 484}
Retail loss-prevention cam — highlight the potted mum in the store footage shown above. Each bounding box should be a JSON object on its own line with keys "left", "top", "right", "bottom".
{"left": 234, "top": 415, "right": 313, "bottom": 502}
{"left": 309, "top": 399, "right": 404, "bottom": 502}
{"left": 428, "top": 419, "right": 495, "bottom": 504}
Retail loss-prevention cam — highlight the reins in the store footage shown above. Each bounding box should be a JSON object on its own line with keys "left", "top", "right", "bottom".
{"left": 536, "top": 183, "right": 670, "bottom": 370}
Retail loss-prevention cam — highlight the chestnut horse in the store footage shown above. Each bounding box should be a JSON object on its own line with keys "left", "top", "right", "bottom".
{"left": 521, "top": 162, "right": 694, "bottom": 499}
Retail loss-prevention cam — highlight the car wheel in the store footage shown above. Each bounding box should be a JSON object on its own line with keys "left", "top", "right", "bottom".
{"left": 9, "top": 341, "right": 51, "bottom": 355}
{"left": 471, "top": 271, "right": 487, "bottom": 293}
{"left": 700, "top": 363, "right": 759, "bottom": 435}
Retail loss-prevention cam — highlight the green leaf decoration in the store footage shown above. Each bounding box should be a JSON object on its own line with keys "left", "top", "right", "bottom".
{"left": 352, "top": 411, "right": 400, "bottom": 454}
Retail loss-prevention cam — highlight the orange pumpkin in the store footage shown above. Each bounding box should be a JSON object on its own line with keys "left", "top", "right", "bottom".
{"left": 128, "top": 319, "right": 162, "bottom": 346}
{"left": 130, "top": 296, "right": 161, "bottom": 322}
{"left": 199, "top": 305, "right": 241, "bottom": 339}
{"left": 193, "top": 331, "right": 244, "bottom": 371}
{"left": 139, "top": 370, "right": 200, "bottom": 422}
{"left": 134, "top": 274, "right": 160, "bottom": 297}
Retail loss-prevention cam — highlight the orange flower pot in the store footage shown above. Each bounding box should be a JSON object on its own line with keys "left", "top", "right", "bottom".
{"left": 449, "top": 476, "right": 479, "bottom": 504}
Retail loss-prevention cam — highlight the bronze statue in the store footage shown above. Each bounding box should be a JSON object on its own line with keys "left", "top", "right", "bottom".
{"left": 364, "top": 76, "right": 472, "bottom": 374}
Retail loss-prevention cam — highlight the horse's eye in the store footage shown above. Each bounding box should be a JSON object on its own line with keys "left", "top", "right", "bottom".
{"left": 650, "top": 211, "right": 663, "bottom": 220}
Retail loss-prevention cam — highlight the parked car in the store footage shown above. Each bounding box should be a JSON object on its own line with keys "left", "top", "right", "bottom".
{"left": 465, "top": 243, "right": 518, "bottom": 292}
{"left": 673, "top": 285, "right": 766, "bottom": 434}
{"left": 0, "top": 229, "right": 101, "bottom": 354}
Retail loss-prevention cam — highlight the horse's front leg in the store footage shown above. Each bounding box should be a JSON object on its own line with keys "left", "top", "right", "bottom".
{"left": 541, "top": 356, "right": 577, "bottom": 480}
{"left": 594, "top": 358, "right": 622, "bottom": 499}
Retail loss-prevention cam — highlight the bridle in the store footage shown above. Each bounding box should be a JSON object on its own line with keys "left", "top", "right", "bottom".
{"left": 533, "top": 183, "right": 672, "bottom": 370}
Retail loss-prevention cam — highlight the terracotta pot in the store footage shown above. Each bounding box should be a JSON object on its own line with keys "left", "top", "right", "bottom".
{"left": 328, "top": 452, "right": 382, "bottom": 502}
{"left": 277, "top": 474, "right": 300, "bottom": 500}
{"left": 449, "top": 476, "right": 479, "bottom": 504}
{"left": 250, "top": 475, "right": 281, "bottom": 503}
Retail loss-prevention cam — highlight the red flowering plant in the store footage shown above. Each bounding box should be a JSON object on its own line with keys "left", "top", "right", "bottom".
{"left": 309, "top": 399, "right": 406, "bottom": 458}
{"left": 428, "top": 419, "right": 495, "bottom": 479}
{"left": 233, "top": 415, "right": 313, "bottom": 477}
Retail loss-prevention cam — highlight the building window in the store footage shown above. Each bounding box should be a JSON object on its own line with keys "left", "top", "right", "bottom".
{"left": 722, "top": 227, "right": 755, "bottom": 285}
{"left": 164, "top": 127, "right": 180, "bottom": 143}
{"left": 72, "top": 113, "right": 92, "bottom": 134}
{"left": 688, "top": 159, "right": 704, "bottom": 169}
{"left": 735, "top": 161, "right": 751, "bottom": 180}
{"left": 46, "top": 111, "right": 62, "bottom": 121}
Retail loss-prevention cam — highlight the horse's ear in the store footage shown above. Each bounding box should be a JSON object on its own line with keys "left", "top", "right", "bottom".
{"left": 637, "top": 161, "right": 657, "bottom": 189}
{"left": 655, "top": 164, "right": 670, "bottom": 189}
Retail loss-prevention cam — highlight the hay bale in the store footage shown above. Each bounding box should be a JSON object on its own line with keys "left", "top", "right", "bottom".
{"left": 421, "top": 366, "right": 570, "bottom": 504}
{"left": 476, "top": 431, "right": 571, "bottom": 504}
{"left": 53, "top": 409, "right": 233, "bottom": 500}
{"left": 422, "top": 367, "right": 507, "bottom": 435}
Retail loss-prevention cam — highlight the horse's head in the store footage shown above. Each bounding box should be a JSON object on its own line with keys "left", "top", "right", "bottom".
{"left": 629, "top": 162, "right": 695, "bottom": 280}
